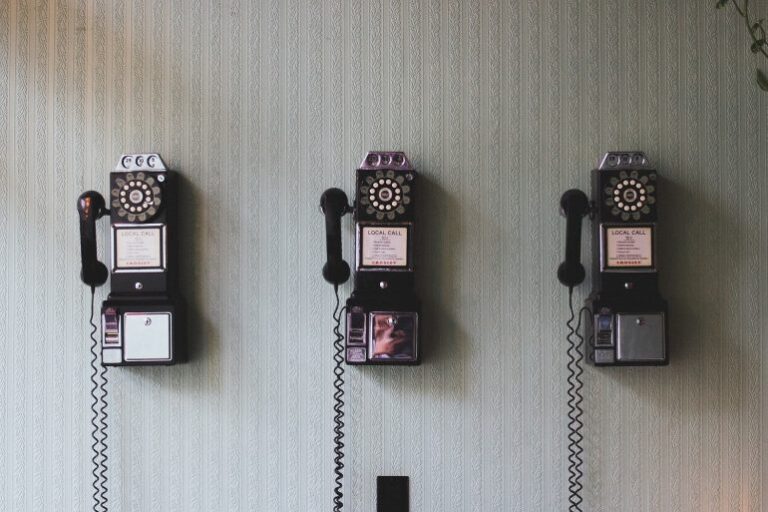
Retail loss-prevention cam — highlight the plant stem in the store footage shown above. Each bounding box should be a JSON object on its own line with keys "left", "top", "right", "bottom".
{"left": 731, "top": 0, "right": 768, "bottom": 59}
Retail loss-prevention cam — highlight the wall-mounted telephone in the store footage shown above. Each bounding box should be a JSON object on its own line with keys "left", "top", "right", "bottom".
{"left": 78, "top": 153, "right": 183, "bottom": 365}
{"left": 557, "top": 151, "right": 669, "bottom": 512}
{"left": 559, "top": 151, "right": 668, "bottom": 366}
{"left": 322, "top": 151, "right": 421, "bottom": 365}
{"left": 77, "top": 153, "right": 184, "bottom": 511}
{"left": 320, "top": 151, "right": 419, "bottom": 512}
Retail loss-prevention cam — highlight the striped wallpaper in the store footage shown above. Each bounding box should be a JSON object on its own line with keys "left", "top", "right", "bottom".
{"left": 0, "top": 0, "right": 766, "bottom": 510}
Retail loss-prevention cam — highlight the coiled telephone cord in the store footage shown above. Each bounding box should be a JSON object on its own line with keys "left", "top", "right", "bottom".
{"left": 88, "top": 287, "right": 110, "bottom": 512}
{"left": 565, "top": 287, "right": 585, "bottom": 512}
{"left": 331, "top": 286, "right": 347, "bottom": 512}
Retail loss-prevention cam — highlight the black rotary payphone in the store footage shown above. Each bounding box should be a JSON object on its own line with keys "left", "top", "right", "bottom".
{"left": 320, "top": 151, "right": 418, "bottom": 512}
{"left": 559, "top": 151, "right": 668, "bottom": 366}
{"left": 77, "top": 153, "right": 183, "bottom": 512}
{"left": 557, "top": 151, "right": 669, "bottom": 512}
{"left": 78, "top": 153, "right": 183, "bottom": 365}
{"left": 322, "top": 151, "right": 420, "bottom": 365}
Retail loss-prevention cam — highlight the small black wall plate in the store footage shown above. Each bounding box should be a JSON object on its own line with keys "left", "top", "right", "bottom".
{"left": 377, "top": 476, "right": 409, "bottom": 512}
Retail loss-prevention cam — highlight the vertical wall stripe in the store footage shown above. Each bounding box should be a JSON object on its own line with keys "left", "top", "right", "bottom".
{"left": 483, "top": 0, "right": 502, "bottom": 509}
{"left": 0, "top": 1, "right": 9, "bottom": 511}
{"left": 12, "top": 4, "right": 29, "bottom": 512}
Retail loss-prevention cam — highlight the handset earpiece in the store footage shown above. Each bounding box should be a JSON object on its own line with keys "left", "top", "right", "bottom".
{"left": 558, "top": 189, "right": 590, "bottom": 288}
{"left": 320, "top": 188, "right": 351, "bottom": 286}
{"left": 77, "top": 191, "right": 109, "bottom": 288}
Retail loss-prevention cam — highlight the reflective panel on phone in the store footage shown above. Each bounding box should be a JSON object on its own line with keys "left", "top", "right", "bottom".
{"left": 368, "top": 312, "right": 418, "bottom": 361}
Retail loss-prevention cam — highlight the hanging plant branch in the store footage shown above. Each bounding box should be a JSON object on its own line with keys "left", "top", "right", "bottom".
{"left": 717, "top": 0, "right": 768, "bottom": 90}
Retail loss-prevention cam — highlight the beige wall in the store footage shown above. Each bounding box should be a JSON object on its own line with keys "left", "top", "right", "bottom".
{"left": 0, "top": 0, "right": 766, "bottom": 510}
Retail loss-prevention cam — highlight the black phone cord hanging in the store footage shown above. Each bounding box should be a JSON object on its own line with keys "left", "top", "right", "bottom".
{"left": 331, "top": 285, "right": 346, "bottom": 512}
{"left": 565, "top": 287, "right": 585, "bottom": 512}
{"left": 88, "top": 287, "right": 110, "bottom": 512}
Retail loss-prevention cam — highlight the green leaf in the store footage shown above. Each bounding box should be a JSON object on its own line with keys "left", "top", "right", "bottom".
{"left": 756, "top": 68, "right": 768, "bottom": 91}
{"left": 751, "top": 40, "right": 765, "bottom": 53}
{"left": 715, "top": 0, "right": 729, "bottom": 8}
{"left": 754, "top": 21, "right": 767, "bottom": 40}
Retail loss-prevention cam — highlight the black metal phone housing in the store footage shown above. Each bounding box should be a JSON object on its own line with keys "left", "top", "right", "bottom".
{"left": 343, "top": 152, "right": 420, "bottom": 365}
{"left": 586, "top": 152, "right": 668, "bottom": 366}
{"left": 88, "top": 154, "right": 185, "bottom": 366}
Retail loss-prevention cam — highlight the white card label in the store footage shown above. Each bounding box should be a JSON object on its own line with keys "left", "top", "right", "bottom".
{"left": 605, "top": 227, "right": 653, "bottom": 268}
{"left": 361, "top": 227, "right": 409, "bottom": 267}
{"left": 115, "top": 227, "right": 163, "bottom": 269}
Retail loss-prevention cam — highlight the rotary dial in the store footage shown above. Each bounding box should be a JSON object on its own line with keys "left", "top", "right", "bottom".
{"left": 110, "top": 172, "right": 163, "bottom": 222}
{"left": 359, "top": 170, "right": 412, "bottom": 220}
{"left": 604, "top": 171, "right": 656, "bottom": 221}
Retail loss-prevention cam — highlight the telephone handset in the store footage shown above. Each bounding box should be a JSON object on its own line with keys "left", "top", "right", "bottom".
{"left": 559, "top": 151, "right": 668, "bottom": 366}
{"left": 78, "top": 192, "right": 110, "bottom": 287}
{"left": 321, "top": 188, "right": 352, "bottom": 285}
{"left": 322, "top": 151, "right": 421, "bottom": 365}
{"left": 77, "top": 153, "right": 183, "bottom": 365}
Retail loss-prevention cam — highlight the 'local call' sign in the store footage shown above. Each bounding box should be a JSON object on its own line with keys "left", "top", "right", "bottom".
{"left": 605, "top": 227, "right": 653, "bottom": 268}
{"left": 115, "top": 227, "right": 163, "bottom": 269}
{"left": 361, "top": 227, "right": 408, "bottom": 267}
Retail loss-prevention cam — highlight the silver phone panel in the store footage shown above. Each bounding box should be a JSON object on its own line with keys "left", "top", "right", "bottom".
{"left": 616, "top": 313, "right": 665, "bottom": 363}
